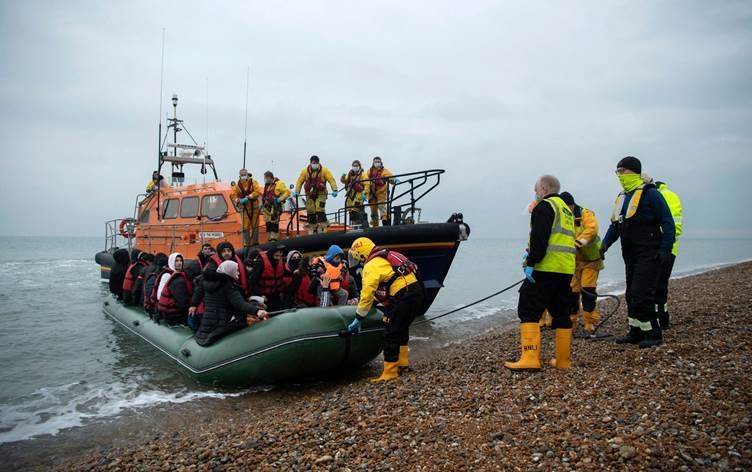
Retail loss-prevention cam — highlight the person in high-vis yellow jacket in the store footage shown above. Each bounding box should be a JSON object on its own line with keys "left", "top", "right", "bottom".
{"left": 231, "top": 169, "right": 262, "bottom": 248}
{"left": 340, "top": 160, "right": 370, "bottom": 228}
{"left": 367, "top": 156, "right": 394, "bottom": 227}
{"left": 560, "top": 192, "right": 604, "bottom": 333}
{"left": 506, "top": 175, "right": 576, "bottom": 371}
{"left": 293, "top": 155, "right": 338, "bottom": 234}
{"left": 345, "top": 237, "right": 425, "bottom": 382}
{"left": 653, "top": 180, "right": 683, "bottom": 330}
{"left": 261, "top": 171, "right": 290, "bottom": 242}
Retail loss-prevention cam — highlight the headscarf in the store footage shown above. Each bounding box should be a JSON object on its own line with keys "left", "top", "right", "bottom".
{"left": 157, "top": 252, "right": 182, "bottom": 299}
{"left": 217, "top": 260, "right": 240, "bottom": 281}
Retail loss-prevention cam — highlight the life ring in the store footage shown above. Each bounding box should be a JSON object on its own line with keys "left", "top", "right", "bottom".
{"left": 119, "top": 218, "right": 136, "bottom": 238}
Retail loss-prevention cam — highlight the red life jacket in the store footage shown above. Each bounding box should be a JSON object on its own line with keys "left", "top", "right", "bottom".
{"left": 257, "top": 251, "right": 285, "bottom": 296}
{"left": 304, "top": 166, "right": 325, "bottom": 193}
{"left": 237, "top": 178, "right": 256, "bottom": 198}
{"left": 199, "top": 253, "right": 223, "bottom": 271}
{"left": 145, "top": 268, "right": 171, "bottom": 312}
{"left": 157, "top": 271, "right": 193, "bottom": 320}
{"left": 231, "top": 255, "right": 249, "bottom": 297}
{"left": 282, "top": 264, "right": 318, "bottom": 307}
{"left": 346, "top": 171, "right": 364, "bottom": 194}
{"left": 367, "top": 248, "right": 418, "bottom": 304}
{"left": 263, "top": 179, "right": 279, "bottom": 206}
{"left": 122, "top": 260, "right": 147, "bottom": 293}
{"left": 142, "top": 271, "right": 159, "bottom": 312}
{"left": 369, "top": 167, "right": 386, "bottom": 188}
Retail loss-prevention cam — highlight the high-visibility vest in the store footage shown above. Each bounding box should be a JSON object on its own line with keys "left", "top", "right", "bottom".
{"left": 576, "top": 207, "right": 602, "bottom": 262}
{"left": 657, "top": 183, "right": 683, "bottom": 256}
{"left": 534, "top": 196, "right": 576, "bottom": 275}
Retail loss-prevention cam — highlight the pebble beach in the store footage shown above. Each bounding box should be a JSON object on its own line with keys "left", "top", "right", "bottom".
{"left": 8, "top": 261, "right": 752, "bottom": 471}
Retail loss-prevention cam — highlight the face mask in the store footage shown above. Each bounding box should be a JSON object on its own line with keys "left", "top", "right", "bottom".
{"left": 310, "top": 163, "right": 320, "bottom": 170}
{"left": 351, "top": 166, "right": 360, "bottom": 173}
{"left": 264, "top": 178, "right": 272, "bottom": 185}
{"left": 240, "top": 175, "right": 248, "bottom": 181}
{"left": 373, "top": 162, "right": 382, "bottom": 169}
{"left": 534, "top": 192, "right": 543, "bottom": 202}
{"left": 618, "top": 173, "right": 642, "bottom": 192}
{"left": 288, "top": 258, "right": 300, "bottom": 269}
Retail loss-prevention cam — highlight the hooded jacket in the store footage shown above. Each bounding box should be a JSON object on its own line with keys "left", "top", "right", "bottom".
{"left": 142, "top": 253, "right": 168, "bottom": 312}
{"left": 108, "top": 248, "right": 131, "bottom": 300}
{"left": 193, "top": 268, "right": 261, "bottom": 347}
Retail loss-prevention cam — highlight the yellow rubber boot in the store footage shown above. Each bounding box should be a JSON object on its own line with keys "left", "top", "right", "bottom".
{"left": 549, "top": 328, "right": 572, "bottom": 369}
{"left": 397, "top": 345, "right": 409, "bottom": 370}
{"left": 504, "top": 323, "right": 541, "bottom": 370}
{"left": 570, "top": 313, "right": 579, "bottom": 329}
{"left": 371, "top": 361, "right": 400, "bottom": 383}
{"left": 584, "top": 310, "right": 600, "bottom": 332}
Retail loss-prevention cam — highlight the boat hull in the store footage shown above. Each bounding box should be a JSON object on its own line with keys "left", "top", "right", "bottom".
{"left": 103, "top": 294, "right": 385, "bottom": 387}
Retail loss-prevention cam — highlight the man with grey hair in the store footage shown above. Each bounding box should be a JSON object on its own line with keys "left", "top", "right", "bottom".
{"left": 505, "top": 175, "right": 577, "bottom": 371}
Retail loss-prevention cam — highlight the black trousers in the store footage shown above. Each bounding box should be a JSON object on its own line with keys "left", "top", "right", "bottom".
{"left": 623, "top": 249, "right": 661, "bottom": 326}
{"left": 569, "top": 287, "right": 598, "bottom": 313}
{"left": 654, "top": 253, "right": 676, "bottom": 313}
{"left": 518, "top": 271, "right": 573, "bottom": 329}
{"left": 382, "top": 284, "right": 425, "bottom": 362}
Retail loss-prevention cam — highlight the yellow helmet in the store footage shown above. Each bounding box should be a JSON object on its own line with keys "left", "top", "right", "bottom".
{"left": 348, "top": 237, "right": 375, "bottom": 266}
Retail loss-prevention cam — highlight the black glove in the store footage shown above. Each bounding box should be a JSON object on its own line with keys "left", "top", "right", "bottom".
{"left": 599, "top": 245, "right": 607, "bottom": 261}
{"left": 657, "top": 250, "right": 671, "bottom": 266}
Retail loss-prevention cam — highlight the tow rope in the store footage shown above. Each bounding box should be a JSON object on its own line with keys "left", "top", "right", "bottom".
{"left": 413, "top": 279, "right": 525, "bottom": 326}
{"left": 577, "top": 288, "right": 621, "bottom": 340}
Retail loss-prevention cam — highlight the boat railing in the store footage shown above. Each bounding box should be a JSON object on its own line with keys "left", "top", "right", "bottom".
{"left": 291, "top": 169, "right": 444, "bottom": 231}
{"left": 104, "top": 218, "right": 135, "bottom": 254}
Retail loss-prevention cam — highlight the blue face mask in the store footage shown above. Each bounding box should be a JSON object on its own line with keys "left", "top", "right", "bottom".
{"left": 310, "top": 163, "right": 320, "bottom": 170}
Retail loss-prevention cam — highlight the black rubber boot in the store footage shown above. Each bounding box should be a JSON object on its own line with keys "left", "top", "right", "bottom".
{"left": 615, "top": 326, "right": 643, "bottom": 344}
{"left": 658, "top": 309, "right": 670, "bottom": 331}
{"left": 639, "top": 320, "right": 663, "bottom": 349}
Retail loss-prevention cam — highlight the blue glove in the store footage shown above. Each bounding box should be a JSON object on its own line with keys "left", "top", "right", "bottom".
{"left": 523, "top": 266, "right": 535, "bottom": 283}
{"left": 331, "top": 191, "right": 339, "bottom": 198}
{"left": 362, "top": 195, "right": 368, "bottom": 203}
{"left": 239, "top": 197, "right": 248, "bottom": 205}
{"left": 274, "top": 197, "right": 281, "bottom": 204}
{"left": 522, "top": 250, "right": 529, "bottom": 262}
{"left": 292, "top": 191, "right": 299, "bottom": 198}
{"left": 394, "top": 178, "right": 400, "bottom": 184}
{"left": 347, "top": 317, "right": 361, "bottom": 334}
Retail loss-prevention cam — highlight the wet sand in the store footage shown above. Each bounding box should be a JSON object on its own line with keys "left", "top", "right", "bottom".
{"left": 4, "top": 262, "right": 752, "bottom": 470}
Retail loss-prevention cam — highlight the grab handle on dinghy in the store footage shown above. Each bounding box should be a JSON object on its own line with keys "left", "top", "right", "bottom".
{"left": 132, "top": 320, "right": 140, "bottom": 327}
{"left": 180, "top": 348, "right": 191, "bottom": 358}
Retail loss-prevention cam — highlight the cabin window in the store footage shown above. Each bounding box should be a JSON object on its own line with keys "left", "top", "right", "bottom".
{"left": 201, "top": 194, "right": 228, "bottom": 220}
{"left": 139, "top": 208, "right": 150, "bottom": 223}
{"left": 180, "top": 196, "right": 199, "bottom": 218}
{"left": 162, "top": 198, "right": 179, "bottom": 219}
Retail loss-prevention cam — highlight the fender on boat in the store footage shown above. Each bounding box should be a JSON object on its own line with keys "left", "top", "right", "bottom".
{"left": 102, "top": 294, "right": 385, "bottom": 387}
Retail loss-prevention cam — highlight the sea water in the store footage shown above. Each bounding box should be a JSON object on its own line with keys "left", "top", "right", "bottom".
{"left": 0, "top": 236, "right": 749, "bottom": 444}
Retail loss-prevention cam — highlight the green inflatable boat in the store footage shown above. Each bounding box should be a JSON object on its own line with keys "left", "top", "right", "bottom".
{"left": 103, "top": 294, "right": 385, "bottom": 387}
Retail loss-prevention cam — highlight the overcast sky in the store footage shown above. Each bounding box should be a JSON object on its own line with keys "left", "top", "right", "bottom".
{"left": 1, "top": 0, "right": 750, "bottom": 239}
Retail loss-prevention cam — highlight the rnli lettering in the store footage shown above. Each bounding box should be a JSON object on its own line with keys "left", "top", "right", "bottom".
{"left": 199, "top": 232, "right": 224, "bottom": 239}
{"left": 523, "top": 345, "right": 538, "bottom": 352}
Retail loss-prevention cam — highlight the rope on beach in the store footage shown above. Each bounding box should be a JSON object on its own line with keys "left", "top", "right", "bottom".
{"left": 580, "top": 288, "right": 622, "bottom": 338}
{"left": 413, "top": 279, "right": 525, "bottom": 326}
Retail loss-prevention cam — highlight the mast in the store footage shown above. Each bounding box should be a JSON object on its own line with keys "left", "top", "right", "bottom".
{"left": 243, "top": 66, "right": 249, "bottom": 169}
{"left": 157, "top": 29, "right": 165, "bottom": 222}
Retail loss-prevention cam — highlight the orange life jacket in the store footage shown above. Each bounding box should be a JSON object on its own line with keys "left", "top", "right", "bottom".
{"left": 304, "top": 166, "right": 326, "bottom": 194}
{"left": 314, "top": 256, "right": 344, "bottom": 292}
{"left": 257, "top": 251, "right": 285, "bottom": 296}
{"left": 122, "top": 260, "right": 147, "bottom": 293}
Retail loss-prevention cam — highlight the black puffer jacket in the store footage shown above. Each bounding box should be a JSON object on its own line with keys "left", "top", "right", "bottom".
{"left": 194, "top": 270, "right": 261, "bottom": 347}
{"left": 109, "top": 248, "right": 131, "bottom": 300}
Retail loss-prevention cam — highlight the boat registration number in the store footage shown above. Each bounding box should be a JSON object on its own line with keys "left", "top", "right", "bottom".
{"left": 200, "top": 232, "right": 225, "bottom": 239}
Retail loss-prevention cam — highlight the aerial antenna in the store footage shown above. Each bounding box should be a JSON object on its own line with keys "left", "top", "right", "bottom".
{"left": 157, "top": 28, "right": 166, "bottom": 221}
{"left": 242, "top": 66, "right": 250, "bottom": 169}
{"left": 204, "top": 76, "right": 208, "bottom": 184}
